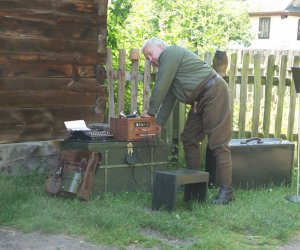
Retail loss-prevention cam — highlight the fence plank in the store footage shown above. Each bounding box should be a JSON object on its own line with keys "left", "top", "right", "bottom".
{"left": 118, "top": 49, "right": 126, "bottom": 114}
{"left": 263, "top": 54, "right": 275, "bottom": 137}
{"left": 106, "top": 48, "right": 115, "bottom": 119}
{"left": 204, "top": 52, "right": 211, "bottom": 65}
{"left": 198, "top": 52, "right": 212, "bottom": 161}
{"left": 130, "top": 49, "right": 139, "bottom": 113}
{"left": 165, "top": 111, "right": 174, "bottom": 146}
{"left": 178, "top": 102, "right": 186, "bottom": 164}
{"left": 275, "top": 55, "right": 288, "bottom": 138}
{"left": 287, "top": 56, "right": 300, "bottom": 141}
{"left": 143, "top": 59, "right": 151, "bottom": 111}
{"left": 238, "top": 52, "right": 249, "bottom": 138}
{"left": 229, "top": 53, "right": 237, "bottom": 121}
{"left": 251, "top": 52, "right": 262, "bottom": 137}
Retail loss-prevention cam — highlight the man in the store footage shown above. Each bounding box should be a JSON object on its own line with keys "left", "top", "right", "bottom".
{"left": 141, "top": 37, "right": 234, "bottom": 204}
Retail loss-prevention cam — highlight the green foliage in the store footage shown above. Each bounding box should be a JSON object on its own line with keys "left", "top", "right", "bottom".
{"left": 106, "top": 0, "right": 252, "bottom": 115}
{"left": 107, "top": 0, "right": 252, "bottom": 53}
{"left": 107, "top": 0, "right": 132, "bottom": 50}
{"left": 1, "top": 173, "right": 300, "bottom": 249}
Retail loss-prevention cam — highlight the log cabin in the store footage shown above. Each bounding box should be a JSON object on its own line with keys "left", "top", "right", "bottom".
{"left": 0, "top": 0, "right": 108, "bottom": 143}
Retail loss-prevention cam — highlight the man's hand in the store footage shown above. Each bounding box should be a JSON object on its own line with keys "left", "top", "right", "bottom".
{"left": 141, "top": 110, "right": 161, "bottom": 134}
{"left": 155, "top": 123, "right": 161, "bottom": 134}
{"left": 141, "top": 110, "right": 152, "bottom": 118}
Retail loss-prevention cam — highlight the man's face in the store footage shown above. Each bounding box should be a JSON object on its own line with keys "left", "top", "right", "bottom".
{"left": 143, "top": 44, "right": 163, "bottom": 66}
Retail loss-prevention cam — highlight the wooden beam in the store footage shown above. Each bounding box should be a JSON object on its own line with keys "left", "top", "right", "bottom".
{"left": 0, "top": 52, "right": 105, "bottom": 65}
{"left": 0, "top": 36, "right": 101, "bottom": 54}
{"left": 0, "top": 16, "right": 98, "bottom": 41}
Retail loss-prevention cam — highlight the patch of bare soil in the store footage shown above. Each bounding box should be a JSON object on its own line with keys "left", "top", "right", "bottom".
{"left": 277, "top": 233, "right": 300, "bottom": 250}
{"left": 0, "top": 228, "right": 116, "bottom": 250}
{"left": 0, "top": 227, "right": 195, "bottom": 250}
{"left": 141, "top": 228, "right": 194, "bottom": 248}
{"left": 1, "top": 227, "right": 299, "bottom": 250}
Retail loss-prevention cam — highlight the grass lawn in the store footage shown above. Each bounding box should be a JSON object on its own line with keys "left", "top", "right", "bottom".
{"left": 1, "top": 172, "right": 300, "bottom": 250}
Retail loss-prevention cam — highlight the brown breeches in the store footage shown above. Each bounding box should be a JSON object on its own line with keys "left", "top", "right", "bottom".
{"left": 181, "top": 77, "right": 232, "bottom": 187}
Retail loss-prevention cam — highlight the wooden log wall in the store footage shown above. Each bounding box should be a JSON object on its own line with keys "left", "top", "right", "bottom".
{"left": 0, "top": 0, "right": 108, "bottom": 143}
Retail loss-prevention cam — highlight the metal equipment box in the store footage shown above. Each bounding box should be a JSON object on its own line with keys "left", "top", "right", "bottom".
{"left": 110, "top": 117, "right": 159, "bottom": 141}
{"left": 56, "top": 139, "right": 172, "bottom": 194}
{"left": 205, "top": 138, "right": 295, "bottom": 189}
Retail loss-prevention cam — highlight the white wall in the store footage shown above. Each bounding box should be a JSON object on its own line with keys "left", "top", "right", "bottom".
{"left": 249, "top": 15, "right": 300, "bottom": 50}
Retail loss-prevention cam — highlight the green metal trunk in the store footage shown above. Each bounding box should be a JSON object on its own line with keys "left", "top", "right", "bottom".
{"left": 57, "top": 139, "right": 172, "bottom": 194}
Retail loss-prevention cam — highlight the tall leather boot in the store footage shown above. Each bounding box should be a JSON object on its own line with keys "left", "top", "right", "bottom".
{"left": 211, "top": 145, "right": 234, "bottom": 204}
{"left": 211, "top": 185, "right": 234, "bottom": 204}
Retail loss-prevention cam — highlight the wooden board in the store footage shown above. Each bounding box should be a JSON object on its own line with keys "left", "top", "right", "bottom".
{"left": 0, "top": 106, "right": 106, "bottom": 143}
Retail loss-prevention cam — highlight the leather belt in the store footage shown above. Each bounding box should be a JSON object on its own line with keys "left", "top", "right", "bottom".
{"left": 196, "top": 74, "right": 220, "bottom": 100}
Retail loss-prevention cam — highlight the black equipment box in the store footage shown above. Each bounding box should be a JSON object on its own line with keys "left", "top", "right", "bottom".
{"left": 205, "top": 138, "right": 294, "bottom": 189}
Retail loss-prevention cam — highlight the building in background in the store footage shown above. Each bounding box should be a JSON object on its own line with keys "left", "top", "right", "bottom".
{"left": 230, "top": 0, "right": 300, "bottom": 50}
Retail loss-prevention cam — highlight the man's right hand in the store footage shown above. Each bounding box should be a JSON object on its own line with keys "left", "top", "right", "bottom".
{"left": 141, "top": 110, "right": 152, "bottom": 118}
{"left": 141, "top": 110, "right": 161, "bottom": 134}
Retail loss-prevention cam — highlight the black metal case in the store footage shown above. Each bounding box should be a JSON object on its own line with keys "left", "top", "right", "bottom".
{"left": 205, "top": 138, "right": 295, "bottom": 189}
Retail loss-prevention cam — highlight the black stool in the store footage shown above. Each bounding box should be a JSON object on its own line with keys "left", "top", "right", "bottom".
{"left": 152, "top": 169, "right": 209, "bottom": 212}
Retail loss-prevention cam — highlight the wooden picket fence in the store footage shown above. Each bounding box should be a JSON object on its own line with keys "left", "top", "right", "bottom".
{"left": 106, "top": 48, "right": 300, "bottom": 163}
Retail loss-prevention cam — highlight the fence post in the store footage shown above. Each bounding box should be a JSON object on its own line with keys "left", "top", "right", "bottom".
{"left": 130, "top": 49, "right": 139, "bottom": 113}
{"left": 263, "top": 54, "right": 275, "bottom": 137}
{"left": 212, "top": 51, "right": 228, "bottom": 77}
{"left": 165, "top": 113, "right": 174, "bottom": 146}
{"left": 106, "top": 48, "right": 115, "bottom": 120}
{"left": 251, "top": 52, "right": 262, "bottom": 137}
{"left": 178, "top": 102, "right": 186, "bottom": 164}
{"left": 229, "top": 53, "right": 237, "bottom": 129}
{"left": 238, "top": 52, "right": 250, "bottom": 138}
{"left": 288, "top": 56, "right": 300, "bottom": 141}
{"left": 199, "top": 53, "right": 213, "bottom": 164}
{"left": 118, "top": 49, "right": 126, "bottom": 115}
{"left": 143, "top": 59, "right": 151, "bottom": 111}
{"left": 275, "top": 54, "right": 288, "bottom": 138}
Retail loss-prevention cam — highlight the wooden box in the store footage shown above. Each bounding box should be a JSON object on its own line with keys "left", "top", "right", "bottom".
{"left": 110, "top": 117, "right": 159, "bottom": 141}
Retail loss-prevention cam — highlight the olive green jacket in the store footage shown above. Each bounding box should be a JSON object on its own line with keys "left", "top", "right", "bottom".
{"left": 147, "top": 45, "right": 214, "bottom": 126}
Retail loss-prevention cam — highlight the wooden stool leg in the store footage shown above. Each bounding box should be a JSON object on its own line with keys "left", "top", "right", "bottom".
{"left": 198, "top": 182, "right": 208, "bottom": 202}
{"left": 163, "top": 181, "right": 177, "bottom": 212}
{"left": 192, "top": 182, "right": 207, "bottom": 202}
{"left": 184, "top": 183, "right": 207, "bottom": 202}
{"left": 152, "top": 175, "right": 164, "bottom": 210}
{"left": 183, "top": 184, "right": 192, "bottom": 202}
{"left": 152, "top": 174, "right": 177, "bottom": 212}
